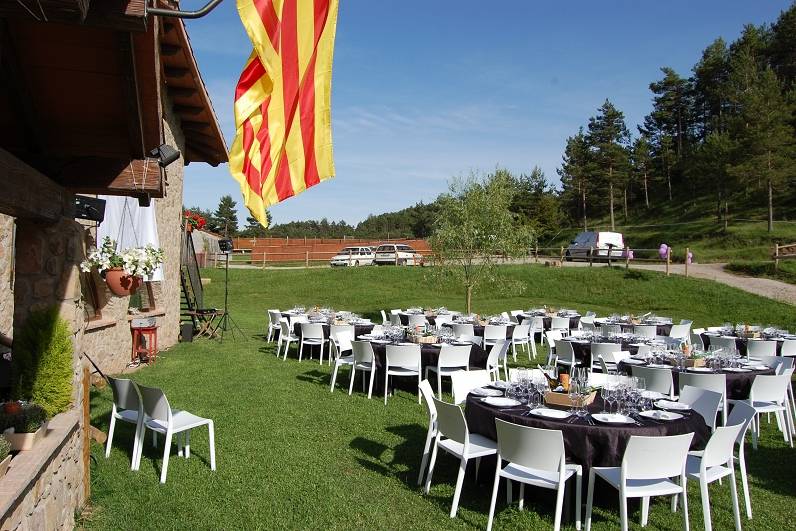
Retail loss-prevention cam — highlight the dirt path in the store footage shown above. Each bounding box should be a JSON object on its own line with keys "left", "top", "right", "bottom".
{"left": 567, "top": 261, "right": 796, "bottom": 306}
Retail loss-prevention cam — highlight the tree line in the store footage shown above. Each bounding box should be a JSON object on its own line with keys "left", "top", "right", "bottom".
{"left": 558, "top": 4, "right": 796, "bottom": 232}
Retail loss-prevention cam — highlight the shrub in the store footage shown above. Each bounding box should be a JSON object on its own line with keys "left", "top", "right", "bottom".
{"left": 12, "top": 308, "right": 74, "bottom": 417}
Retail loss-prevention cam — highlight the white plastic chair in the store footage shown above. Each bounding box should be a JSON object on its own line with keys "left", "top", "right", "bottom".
{"left": 510, "top": 323, "right": 532, "bottom": 361}
{"left": 435, "top": 314, "right": 453, "bottom": 326}
{"left": 679, "top": 385, "right": 723, "bottom": 432}
{"left": 452, "top": 323, "right": 475, "bottom": 337}
{"left": 631, "top": 365, "right": 675, "bottom": 399}
{"left": 685, "top": 423, "right": 744, "bottom": 531}
{"left": 585, "top": 433, "right": 693, "bottom": 531}
{"left": 425, "top": 344, "right": 471, "bottom": 399}
{"left": 781, "top": 339, "right": 796, "bottom": 357}
{"left": 730, "top": 373, "right": 794, "bottom": 449}
{"left": 484, "top": 340, "right": 510, "bottom": 382}
{"left": 600, "top": 323, "right": 622, "bottom": 336}
{"left": 509, "top": 310, "right": 523, "bottom": 323}
{"left": 668, "top": 323, "right": 691, "bottom": 341}
{"left": 554, "top": 339, "right": 578, "bottom": 369}
{"left": 722, "top": 402, "right": 757, "bottom": 519}
{"left": 417, "top": 380, "right": 438, "bottom": 486}
{"left": 267, "top": 309, "right": 281, "bottom": 342}
{"left": 278, "top": 318, "right": 299, "bottom": 360}
{"left": 745, "top": 340, "right": 776, "bottom": 361}
{"left": 329, "top": 325, "right": 354, "bottom": 365}
{"left": 380, "top": 310, "right": 389, "bottom": 325}
{"left": 545, "top": 330, "right": 564, "bottom": 364}
{"left": 450, "top": 370, "right": 492, "bottom": 405}
{"left": 591, "top": 342, "right": 621, "bottom": 371}
{"left": 487, "top": 420, "right": 582, "bottom": 531}
{"left": 384, "top": 344, "right": 422, "bottom": 405}
{"left": 483, "top": 325, "right": 507, "bottom": 349}
{"left": 529, "top": 316, "right": 545, "bottom": 345}
{"left": 105, "top": 377, "right": 144, "bottom": 468}
{"left": 389, "top": 313, "right": 402, "bottom": 326}
{"left": 550, "top": 317, "right": 571, "bottom": 333}
{"left": 710, "top": 335, "right": 738, "bottom": 355}
{"left": 299, "top": 323, "right": 328, "bottom": 364}
{"left": 678, "top": 373, "right": 727, "bottom": 426}
{"left": 408, "top": 314, "right": 428, "bottom": 328}
{"left": 634, "top": 325, "right": 657, "bottom": 338}
{"left": 424, "top": 397, "right": 497, "bottom": 518}
{"left": 760, "top": 355, "right": 794, "bottom": 374}
{"left": 690, "top": 331, "right": 705, "bottom": 350}
{"left": 329, "top": 330, "right": 355, "bottom": 393}
{"left": 134, "top": 384, "right": 216, "bottom": 484}
{"left": 348, "top": 340, "right": 376, "bottom": 398}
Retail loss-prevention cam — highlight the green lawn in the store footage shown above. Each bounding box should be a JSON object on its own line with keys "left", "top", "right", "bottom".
{"left": 83, "top": 265, "right": 795, "bottom": 529}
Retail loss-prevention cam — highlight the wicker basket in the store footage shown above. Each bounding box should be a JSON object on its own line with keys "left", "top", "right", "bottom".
{"left": 544, "top": 390, "right": 597, "bottom": 408}
{"left": 409, "top": 335, "right": 438, "bottom": 344}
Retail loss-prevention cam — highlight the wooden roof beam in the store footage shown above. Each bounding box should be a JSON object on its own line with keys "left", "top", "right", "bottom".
{"left": 116, "top": 31, "right": 146, "bottom": 159}
{"left": 59, "top": 157, "right": 164, "bottom": 197}
{"left": 0, "top": 0, "right": 147, "bottom": 32}
{"left": 0, "top": 148, "right": 73, "bottom": 222}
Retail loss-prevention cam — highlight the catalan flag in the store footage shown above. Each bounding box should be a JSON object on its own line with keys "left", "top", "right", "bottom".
{"left": 230, "top": 0, "right": 339, "bottom": 228}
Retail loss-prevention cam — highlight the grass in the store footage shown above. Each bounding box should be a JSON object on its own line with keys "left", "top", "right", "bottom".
{"left": 726, "top": 260, "right": 796, "bottom": 286}
{"left": 548, "top": 197, "right": 796, "bottom": 263}
{"left": 83, "top": 265, "right": 795, "bottom": 529}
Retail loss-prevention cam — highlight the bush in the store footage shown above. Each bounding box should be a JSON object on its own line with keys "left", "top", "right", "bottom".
{"left": 12, "top": 308, "right": 74, "bottom": 417}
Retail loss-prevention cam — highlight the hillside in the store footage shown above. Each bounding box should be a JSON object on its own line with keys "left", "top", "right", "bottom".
{"left": 545, "top": 195, "right": 796, "bottom": 263}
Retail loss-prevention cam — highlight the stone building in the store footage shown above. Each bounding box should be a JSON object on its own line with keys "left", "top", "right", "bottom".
{"left": 0, "top": 2, "right": 226, "bottom": 527}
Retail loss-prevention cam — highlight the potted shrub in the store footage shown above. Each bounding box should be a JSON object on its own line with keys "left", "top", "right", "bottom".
{"left": 0, "top": 437, "right": 11, "bottom": 477}
{"left": 0, "top": 404, "right": 48, "bottom": 451}
{"left": 80, "top": 236, "right": 164, "bottom": 296}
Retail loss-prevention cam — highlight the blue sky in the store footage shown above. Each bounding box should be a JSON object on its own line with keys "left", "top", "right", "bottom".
{"left": 182, "top": 0, "right": 790, "bottom": 225}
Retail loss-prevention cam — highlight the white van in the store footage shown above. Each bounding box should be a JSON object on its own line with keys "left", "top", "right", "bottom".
{"left": 565, "top": 231, "right": 625, "bottom": 260}
{"left": 329, "top": 247, "right": 375, "bottom": 267}
{"left": 374, "top": 244, "right": 423, "bottom": 266}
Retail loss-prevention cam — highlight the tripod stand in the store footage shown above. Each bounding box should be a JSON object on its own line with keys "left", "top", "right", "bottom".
{"left": 217, "top": 251, "right": 245, "bottom": 343}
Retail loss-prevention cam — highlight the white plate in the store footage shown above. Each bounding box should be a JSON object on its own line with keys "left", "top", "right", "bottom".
{"left": 723, "top": 367, "right": 752, "bottom": 373}
{"left": 592, "top": 413, "right": 635, "bottom": 424}
{"left": 639, "top": 409, "right": 683, "bottom": 421}
{"left": 687, "top": 367, "right": 714, "bottom": 373}
{"left": 743, "top": 364, "right": 769, "bottom": 371}
{"left": 482, "top": 397, "right": 521, "bottom": 407}
{"left": 623, "top": 359, "right": 645, "bottom": 365}
{"left": 529, "top": 408, "right": 571, "bottom": 419}
{"left": 451, "top": 341, "right": 472, "bottom": 346}
{"left": 470, "top": 387, "right": 503, "bottom": 397}
{"left": 491, "top": 380, "right": 510, "bottom": 389}
{"left": 655, "top": 400, "right": 691, "bottom": 411}
{"left": 647, "top": 364, "right": 671, "bottom": 369}
{"left": 369, "top": 339, "right": 390, "bottom": 344}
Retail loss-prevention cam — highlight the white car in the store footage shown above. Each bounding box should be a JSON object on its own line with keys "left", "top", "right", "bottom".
{"left": 374, "top": 244, "right": 423, "bottom": 266}
{"left": 565, "top": 231, "right": 625, "bottom": 260}
{"left": 329, "top": 246, "right": 375, "bottom": 267}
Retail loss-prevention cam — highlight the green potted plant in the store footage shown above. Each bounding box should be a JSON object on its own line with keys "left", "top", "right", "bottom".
{"left": 80, "top": 236, "right": 164, "bottom": 296}
{"left": 0, "top": 403, "right": 48, "bottom": 451}
{"left": 0, "top": 436, "right": 11, "bottom": 477}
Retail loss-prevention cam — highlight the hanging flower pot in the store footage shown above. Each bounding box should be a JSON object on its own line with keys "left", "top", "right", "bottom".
{"left": 104, "top": 268, "right": 142, "bottom": 297}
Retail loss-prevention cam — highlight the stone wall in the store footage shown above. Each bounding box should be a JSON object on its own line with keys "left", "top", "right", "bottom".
{"left": 0, "top": 411, "right": 85, "bottom": 530}
{"left": 0, "top": 214, "right": 13, "bottom": 340}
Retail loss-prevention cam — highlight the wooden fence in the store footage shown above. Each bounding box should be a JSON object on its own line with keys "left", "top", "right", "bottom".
{"left": 773, "top": 242, "right": 796, "bottom": 270}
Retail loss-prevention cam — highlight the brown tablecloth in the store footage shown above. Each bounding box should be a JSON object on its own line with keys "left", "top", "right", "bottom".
{"left": 465, "top": 394, "right": 709, "bottom": 483}
{"left": 518, "top": 315, "right": 581, "bottom": 330}
{"left": 441, "top": 323, "right": 514, "bottom": 338}
{"left": 618, "top": 362, "right": 775, "bottom": 400}
{"left": 292, "top": 322, "right": 375, "bottom": 340}
{"left": 564, "top": 339, "right": 641, "bottom": 367}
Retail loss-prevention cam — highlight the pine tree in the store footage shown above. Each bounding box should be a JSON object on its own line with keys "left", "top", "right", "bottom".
{"left": 728, "top": 67, "right": 795, "bottom": 232}
{"left": 688, "top": 131, "right": 735, "bottom": 227}
{"left": 586, "top": 100, "right": 630, "bottom": 231}
{"left": 214, "top": 195, "right": 239, "bottom": 236}
{"left": 557, "top": 129, "right": 592, "bottom": 230}
{"left": 769, "top": 3, "right": 796, "bottom": 88}
{"left": 630, "top": 135, "right": 654, "bottom": 208}
{"left": 241, "top": 210, "right": 272, "bottom": 237}
{"left": 693, "top": 38, "right": 731, "bottom": 137}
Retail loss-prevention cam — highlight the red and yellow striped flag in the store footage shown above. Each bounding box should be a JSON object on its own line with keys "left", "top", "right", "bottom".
{"left": 230, "top": 0, "right": 339, "bottom": 228}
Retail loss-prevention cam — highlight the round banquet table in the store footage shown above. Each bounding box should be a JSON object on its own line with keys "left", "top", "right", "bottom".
{"left": 618, "top": 362, "right": 775, "bottom": 400}
{"left": 700, "top": 333, "right": 785, "bottom": 357}
{"left": 441, "top": 323, "right": 514, "bottom": 338}
{"left": 368, "top": 341, "right": 487, "bottom": 395}
{"left": 465, "top": 394, "right": 709, "bottom": 485}
{"left": 292, "top": 322, "right": 375, "bottom": 340}
{"left": 398, "top": 314, "right": 439, "bottom": 326}
{"left": 518, "top": 315, "right": 581, "bottom": 330}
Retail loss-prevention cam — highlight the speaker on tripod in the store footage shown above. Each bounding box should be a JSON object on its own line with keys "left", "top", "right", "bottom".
{"left": 216, "top": 238, "right": 245, "bottom": 343}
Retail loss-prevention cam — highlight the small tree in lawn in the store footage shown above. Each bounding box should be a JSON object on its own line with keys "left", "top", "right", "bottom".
{"left": 430, "top": 170, "right": 534, "bottom": 314}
